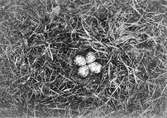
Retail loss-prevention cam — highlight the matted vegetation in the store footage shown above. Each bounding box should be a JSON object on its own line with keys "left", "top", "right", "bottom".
{"left": 0, "top": 0, "right": 167, "bottom": 118}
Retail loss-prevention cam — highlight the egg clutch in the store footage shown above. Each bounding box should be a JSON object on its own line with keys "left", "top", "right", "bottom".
{"left": 74, "top": 52, "right": 102, "bottom": 77}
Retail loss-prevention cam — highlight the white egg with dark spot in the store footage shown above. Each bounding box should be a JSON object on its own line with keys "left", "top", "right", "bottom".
{"left": 88, "top": 62, "right": 102, "bottom": 74}
{"left": 86, "top": 52, "right": 96, "bottom": 64}
{"left": 78, "top": 65, "right": 89, "bottom": 77}
{"left": 74, "top": 55, "right": 86, "bottom": 66}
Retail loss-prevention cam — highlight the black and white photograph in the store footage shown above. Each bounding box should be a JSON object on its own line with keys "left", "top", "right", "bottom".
{"left": 0, "top": 0, "right": 167, "bottom": 118}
